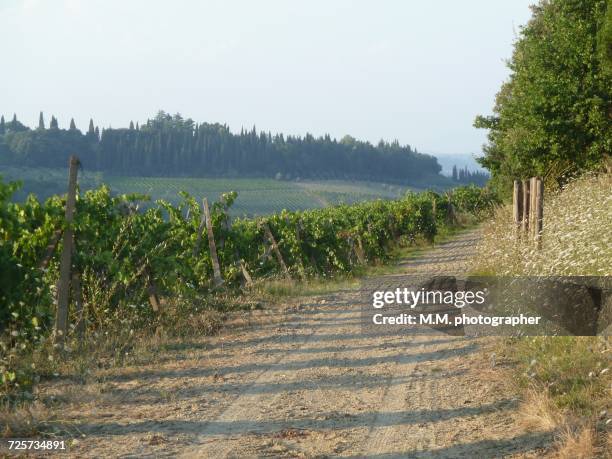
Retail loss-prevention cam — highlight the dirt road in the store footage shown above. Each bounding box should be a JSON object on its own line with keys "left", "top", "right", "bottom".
{"left": 56, "top": 230, "right": 553, "bottom": 457}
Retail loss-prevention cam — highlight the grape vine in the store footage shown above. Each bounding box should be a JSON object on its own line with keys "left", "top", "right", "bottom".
{"left": 0, "top": 177, "right": 496, "bottom": 396}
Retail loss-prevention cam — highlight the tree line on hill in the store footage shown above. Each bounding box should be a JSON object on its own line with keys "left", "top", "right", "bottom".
{"left": 0, "top": 111, "right": 443, "bottom": 183}
{"left": 475, "top": 0, "right": 611, "bottom": 194}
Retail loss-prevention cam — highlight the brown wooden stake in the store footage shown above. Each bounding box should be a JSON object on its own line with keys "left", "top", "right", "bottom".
{"left": 521, "top": 179, "right": 530, "bottom": 234}
{"left": 287, "top": 216, "right": 306, "bottom": 278}
{"left": 219, "top": 210, "right": 230, "bottom": 250}
{"left": 445, "top": 193, "right": 456, "bottom": 225}
{"left": 355, "top": 236, "right": 366, "bottom": 265}
{"left": 534, "top": 177, "right": 544, "bottom": 248}
{"left": 193, "top": 200, "right": 207, "bottom": 257}
{"left": 203, "top": 198, "right": 224, "bottom": 287}
{"left": 512, "top": 180, "right": 522, "bottom": 236}
{"left": 147, "top": 281, "right": 161, "bottom": 312}
{"left": 448, "top": 203, "right": 456, "bottom": 225}
{"left": 530, "top": 177, "right": 538, "bottom": 239}
{"left": 432, "top": 198, "right": 437, "bottom": 220}
{"left": 55, "top": 156, "right": 79, "bottom": 346}
{"left": 137, "top": 264, "right": 161, "bottom": 312}
{"left": 240, "top": 260, "right": 253, "bottom": 286}
{"left": 38, "top": 228, "right": 63, "bottom": 270}
{"left": 263, "top": 222, "right": 290, "bottom": 278}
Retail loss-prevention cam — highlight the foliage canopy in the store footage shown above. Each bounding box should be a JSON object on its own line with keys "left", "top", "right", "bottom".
{"left": 475, "top": 0, "right": 611, "bottom": 192}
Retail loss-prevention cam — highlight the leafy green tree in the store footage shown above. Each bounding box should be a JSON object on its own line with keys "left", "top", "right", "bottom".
{"left": 598, "top": 0, "right": 612, "bottom": 76}
{"left": 475, "top": 0, "right": 611, "bottom": 193}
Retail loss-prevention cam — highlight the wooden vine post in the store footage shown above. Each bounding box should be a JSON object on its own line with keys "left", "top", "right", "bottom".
{"left": 445, "top": 192, "right": 456, "bottom": 225}
{"left": 354, "top": 236, "right": 366, "bottom": 265}
{"left": 529, "top": 177, "right": 536, "bottom": 237}
{"left": 534, "top": 177, "right": 544, "bottom": 248}
{"left": 513, "top": 176, "right": 543, "bottom": 247}
{"left": 147, "top": 279, "right": 161, "bottom": 312}
{"left": 38, "top": 229, "right": 63, "bottom": 270}
{"left": 512, "top": 180, "right": 523, "bottom": 236}
{"left": 521, "top": 179, "right": 530, "bottom": 234}
{"left": 287, "top": 216, "right": 306, "bottom": 278}
{"left": 263, "top": 222, "right": 290, "bottom": 278}
{"left": 203, "top": 198, "right": 224, "bottom": 287}
{"left": 193, "top": 201, "right": 207, "bottom": 257}
{"left": 55, "top": 155, "right": 79, "bottom": 346}
{"left": 240, "top": 261, "right": 253, "bottom": 286}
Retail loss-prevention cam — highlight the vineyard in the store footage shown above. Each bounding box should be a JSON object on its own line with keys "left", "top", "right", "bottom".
{"left": 0, "top": 166, "right": 450, "bottom": 216}
{"left": 0, "top": 162, "right": 496, "bottom": 399}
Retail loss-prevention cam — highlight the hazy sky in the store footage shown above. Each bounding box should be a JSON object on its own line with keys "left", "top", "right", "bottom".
{"left": 1, "top": 0, "right": 534, "bottom": 156}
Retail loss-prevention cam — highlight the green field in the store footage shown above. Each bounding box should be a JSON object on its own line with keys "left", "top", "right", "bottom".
{"left": 0, "top": 166, "right": 452, "bottom": 216}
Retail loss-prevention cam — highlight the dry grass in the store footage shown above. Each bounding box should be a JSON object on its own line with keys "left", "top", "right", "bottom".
{"left": 473, "top": 172, "right": 611, "bottom": 276}
{"left": 519, "top": 389, "right": 563, "bottom": 432}
{"left": 478, "top": 172, "right": 612, "bottom": 457}
{"left": 555, "top": 425, "right": 598, "bottom": 459}
{"left": 0, "top": 401, "right": 53, "bottom": 438}
{"left": 251, "top": 276, "right": 359, "bottom": 300}
{"left": 518, "top": 385, "right": 608, "bottom": 458}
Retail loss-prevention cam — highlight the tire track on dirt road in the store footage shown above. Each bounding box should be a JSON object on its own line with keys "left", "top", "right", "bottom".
{"left": 62, "top": 230, "right": 553, "bottom": 457}
{"left": 179, "top": 230, "right": 552, "bottom": 458}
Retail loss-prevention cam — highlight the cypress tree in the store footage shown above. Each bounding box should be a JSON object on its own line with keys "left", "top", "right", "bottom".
{"left": 50, "top": 116, "right": 58, "bottom": 129}
{"left": 129, "top": 121, "right": 134, "bottom": 130}
{"left": 95, "top": 126, "right": 100, "bottom": 140}
{"left": 0, "top": 116, "right": 5, "bottom": 134}
{"left": 9, "top": 114, "right": 19, "bottom": 131}
{"left": 87, "top": 119, "right": 95, "bottom": 136}
{"left": 69, "top": 118, "right": 77, "bottom": 130}
{"left": 38, "top": 111, "right": 45, "bottom": 130}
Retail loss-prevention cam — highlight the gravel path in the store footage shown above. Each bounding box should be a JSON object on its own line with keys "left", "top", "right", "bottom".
{"left": 57, "top": 230, "right": 553, "bottom": 458}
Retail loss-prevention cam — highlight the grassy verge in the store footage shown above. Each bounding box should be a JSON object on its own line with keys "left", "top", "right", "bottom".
{"left": 472, "top": 172, "right": 611, "bottom": 456}
{"left": 498, "top": 336, "right": 610, "bottom": 457}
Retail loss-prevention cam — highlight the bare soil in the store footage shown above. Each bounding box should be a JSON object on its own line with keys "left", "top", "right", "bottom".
{"left": 41, "top": 230, "right": 554, "bottom": 458}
